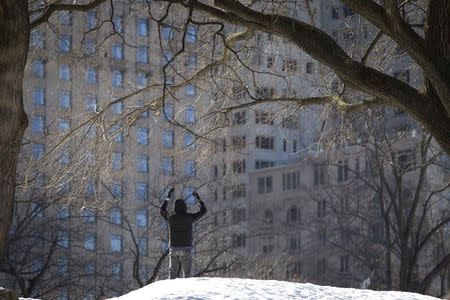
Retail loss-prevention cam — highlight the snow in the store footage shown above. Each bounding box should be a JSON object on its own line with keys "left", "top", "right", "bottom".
{"left": 108, "top": 277, "right": 439, "bottom": 300}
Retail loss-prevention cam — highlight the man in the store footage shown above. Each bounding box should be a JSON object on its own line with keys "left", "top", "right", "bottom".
{"left": 160, "top": 188, "right": 207, "bottom": 279}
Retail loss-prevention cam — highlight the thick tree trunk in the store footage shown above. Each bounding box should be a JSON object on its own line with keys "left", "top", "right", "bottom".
{"left": 0, "top": 1, "right": 30, "bottom": 255}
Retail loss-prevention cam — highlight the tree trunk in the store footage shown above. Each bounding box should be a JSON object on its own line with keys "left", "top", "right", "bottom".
{"left": 0, "top": 1, "right": 30, "bottom": 255}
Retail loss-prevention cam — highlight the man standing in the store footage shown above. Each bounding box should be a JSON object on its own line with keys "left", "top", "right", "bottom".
{"left": 160, "top": 188, "right": 207, "bottom": 279}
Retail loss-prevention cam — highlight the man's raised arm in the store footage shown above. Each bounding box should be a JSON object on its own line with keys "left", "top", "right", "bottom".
{"left": 191, "top": 191, "right": 207, "bottom": 222}
{"left": 159, "top": 188, "right": 174, "bottom": 221}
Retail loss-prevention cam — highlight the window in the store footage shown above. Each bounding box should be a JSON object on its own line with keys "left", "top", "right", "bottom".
{"left": 112, "top": 70, "right": 124, "bottom": 88}
{"left": 264, "top": 210, "right": 273, "bottom": 224}
{"left": 187, "top": 53, "right": 197, "bottom": 67}
{"left": 163, "top": 51, "right": 173, "bottom": 64}
{"left": 255, "top": 87, "right": 274, "bottom": 100}
{"left": 137, "top": 155, "right": 149, "bottom": 173}
{"left": 185, "top": 106, "right": 196, "bottom": 124}
{"left": 257, "top": 176, "right": 273, "bottom": 194}
{"left": 137, "top": 127, "right": 149, "bottom": 145}
{"left": 163, "top": 103, "right": 174, "bottom": 120}
{"left": 337, "top": 159, "right": 349, "bottom": 182}
{"left": 59, "top": 11, "right": 72, "bottom": 26}
{"left": 231, "top": 136, "right": 246, "bottom": 151}
{"left": 393, "top": 69, "right": 411, "bottom": 83}
{"left": 33, "top": 60, "right": 45, "bottom": 78}
{"left": 340, "top": 255, "right": 350, "bottom": 273}
{"left": 86, "top": 66, "right": 97, "bottom": 85}
{"left": 86, "top": 11, "right": 97, "bottom": 30}
{"left": 137, "top": 99, "right": 149, "bottom": 118}
{"left": 136, "top": 72, "right": 148, "bottom": 87}
{"left": 185, "top": 85, "right": 196, "bottom": 96}
{"left": 112, "top": 16, "right": 123, "bottom": 33}
{"left": 183, "top": 187, "right": 196, "bottom": 205}
{"left": 136, "top": 46, "right": 149, "bottom": 63}
{"left": 135, "top": 182, "right": 148, "bottom": 201}
{"left": 136, "top": 210, "right": 148, "bottom": 227}
{"left": 58, "top": 64, "right": 70, "bottom": 81}
{"left": 281, "top": 115, "right": 298, "bottom": 129}
{"left": 267, "top": 56, "right": 274, "bottom": 69}
{"left": 313, "top": 164, "right": 326, "bottom": 185}
{"left": 111, "top": 235, "right": 122, "bottom": 252}
{"left": 111, "top": 263, "right": 122, "bottom": 279}
{"left": 137, "top": 18, "right": 149, "bottom": 37}
{"left": 84, "top": 262, "right": 95, "bottom": 276}
{"left": 306, "top": 62, "right": 313, "bottom": 74}
{"left": 282, "top": 172, "right": 300, "bottom": 191}
{"left": 112, "top": 152, "right": 123, "bottom": 170}
{"left": 255, "top": 136, "right": 274, "bottom": 150}
{"left": 287, "top": 205, "right": 300, "bottom": 223}
{"left": 112, "top": 42, "right": 124, "bottom": 60}
{"left": 31, "top": 30, "right": 45, "bottom": 49}
{"left": 85, "top": 181, "right": 96, "bottom": 198}
{"left": 58, "top": 205, "right": 70, "bottom": 219}
{"left": 59, "top": 91, "right": 71, "bottom": 110}
{"left": 84, "top": 36, "right": 95, "bottom": 55}
{"left": 33, "top": 87, "right": 45, "bottom": 106}
{"left": 84, "top": 233, "right": 96, "bottom": 251}
{"left": 232, "top": 208, "right": 246, "bottom": 223}
{"left": 112, "top": 101, "right": 124, "bottom": 115}
{"left": 110, "top": 208, "right": 122, "bottom": 225}
{"left": 232, "top": 110, "right": 247, "bottom": 125}
{"left": 59, "top": 35, "right": 72, "bottom": 53}
{"left": 31, "top": 144, "right": 45, "bottom": 159}
{"left": 162, "top": 157, "right": 174, "bottom": 175}
{"left": 31, "top": 203, "right": 44, "bottom": 218}
{"left": 57, "top": 257, "right": 69, "bottom": 277}
{"left": 287, "top": 261, "right": 302, "bottom": 279}
{"left": 162, "top": 25, "right": 173, "bottom": 40}
{"left": 395, "top": 149, "right": 416, "bottom": 172}
{"left": 112, "top": 181, "right": 123, "bottom": 199}
{"left": 162, "top": 130, "right": 174, "bottom": 149}
{"left": 85, "top": 95, "right": 97, "bottom": 112}
{"left": 82, "top": 207, "right": 96, "bottom": 223}
{"left": 186, "top": 25, "right": 197, "bottom": 43}
{"left": 293, "top": 139, "right": 298, "bottom": 153}
{"left": 59, "top": 148, "right": 70, "bottom": 166}
{"left": 331, "top": 80, "right": 339, "bottom": 93}
{"left": 111, "top": 124, "right": 124, "bottom": 143}
{"left": 331, "top": 7, "right": 339, "bottom": 19}
{"left": 184, "top": 160, "right": 196, "bottom": 177}
{"left": 233, "top": 233, "right": 246, "bottom": 248}
{"left": 139, "top": 264, "right": 148, "bottom": 282}
{"left": 289, "top": 237, "right": 301, "bottom": 251}
{"left": 343, "top": 6, "right": 355, "bottom": 17}
{"left": 232, "top": 185, "right": 246, "bottom": 199}
{"left": 31, "top": 115, "right": 45, "bottom": 134}
{"left": 58, "top": 119, "right": 70, "bottom": 133}
{"left": 184, "top": 133, "right": 195, "bottom": 150}
{"left": 138, "top": 237, "right": 148, "bottom": 256}
{"left": 232, "top": 160, "right": 246, "bottom": 174}
{"left": 281, "top": 59, "right": 297, "bottom": 72}
{"left": 255, "top": 111, "right": 274, "bottom": 125}
{"left": 255, "top": 160, "right": 275, "bottom": 169}
{"left": 57, "top": 230, "right": 70, "bottom": 248}
{"left": 317, "top": 258, "right": 327, "bottom": 274}
{"left": 317, "top": 200, "right": 326, "bottom": 218}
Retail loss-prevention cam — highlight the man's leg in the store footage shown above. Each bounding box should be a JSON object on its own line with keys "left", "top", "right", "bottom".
{"left": 169, "top": 251, "right": 180, "bottom": 279}
{"left": 180, "top": 250, "right": 192, "bottom": 278}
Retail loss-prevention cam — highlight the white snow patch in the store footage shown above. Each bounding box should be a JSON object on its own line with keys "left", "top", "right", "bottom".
{"left": 108, "top": 277, "right": 439, "bottom": 300}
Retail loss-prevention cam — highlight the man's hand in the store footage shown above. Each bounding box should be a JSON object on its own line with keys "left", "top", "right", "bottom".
{"left": 192, "top": 191, "right": 200, "bottom": 201}
{"left": 167, "top": 187, "right": 175, "bottom": 199}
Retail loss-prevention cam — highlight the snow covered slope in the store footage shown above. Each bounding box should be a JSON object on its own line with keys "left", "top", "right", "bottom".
{"left": 109, "top": 277, "right": 439, "bottom": 300}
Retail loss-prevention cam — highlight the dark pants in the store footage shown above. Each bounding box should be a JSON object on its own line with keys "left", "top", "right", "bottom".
{"left": 169, "top": 248, "right": 192, "bottom": 279}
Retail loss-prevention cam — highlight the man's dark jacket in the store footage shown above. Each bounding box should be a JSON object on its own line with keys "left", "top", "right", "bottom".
{"left": 160, "top": 198, "right": 206, "bottom": 248}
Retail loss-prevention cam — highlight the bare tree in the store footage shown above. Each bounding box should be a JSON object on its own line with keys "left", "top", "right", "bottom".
{"left": 305, "top": 110, "right": 450, "bottom": 293}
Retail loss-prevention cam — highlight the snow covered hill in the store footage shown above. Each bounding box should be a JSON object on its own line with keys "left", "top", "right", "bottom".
{"left": 109, "top": 277, "right": 440, "bottom": 300}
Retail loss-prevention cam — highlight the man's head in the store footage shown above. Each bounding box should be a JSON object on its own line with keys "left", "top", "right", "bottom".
{"left": 174, "top": 198, "right": 187, "bottom": 213}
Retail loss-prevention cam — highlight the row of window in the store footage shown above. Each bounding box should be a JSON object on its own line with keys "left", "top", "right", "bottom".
{"left": 231, "top": 110, "right": 298, "bottom": 128}
{"left": 215, "top": 137, "right": 297, "bottom": 153}
{"left": 264, "top": 56, "right": 314, "bottom": 74}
